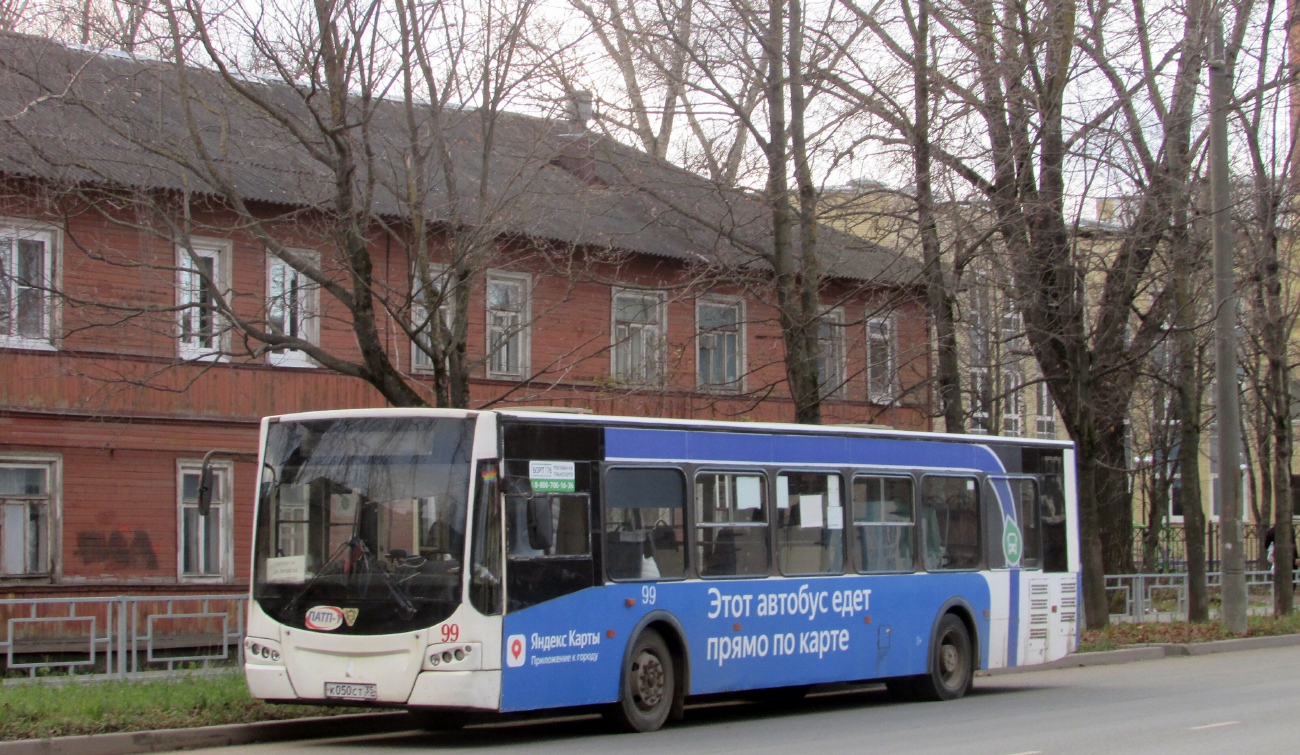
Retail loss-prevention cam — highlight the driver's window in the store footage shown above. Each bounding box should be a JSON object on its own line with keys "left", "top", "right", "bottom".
{"left": 503, "top": 460, "right": 591, "bottom": 558}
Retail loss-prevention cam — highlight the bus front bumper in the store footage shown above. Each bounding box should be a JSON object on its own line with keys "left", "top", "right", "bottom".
{"left": 247, "top": 664, "right": 501, "bottom": 711}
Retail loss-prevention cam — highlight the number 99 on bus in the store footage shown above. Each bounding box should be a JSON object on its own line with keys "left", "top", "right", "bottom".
{"left": 641, "top": 586, "right": 656, "bottom": 605}
{"left": 439, "top": 623, "right": 459, "bottom": 642}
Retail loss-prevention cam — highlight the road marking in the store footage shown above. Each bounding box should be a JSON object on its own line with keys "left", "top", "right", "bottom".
{"left": 1189, "top": 721, "right": 1240, "bottom": 731}
{"left": 1002, "top": 751, "right": 1043, "bottom": 755}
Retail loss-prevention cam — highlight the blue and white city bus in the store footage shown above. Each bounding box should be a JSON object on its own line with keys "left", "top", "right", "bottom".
{"left": 239, "top": 408, "right": 1079, "bottom": 732}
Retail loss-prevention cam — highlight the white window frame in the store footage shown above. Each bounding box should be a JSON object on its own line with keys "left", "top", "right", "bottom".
{"left": 177, "top": 459, "right": 234, "bottom": 583}
{"left": 266, "top": 250, "right": 320, "bottom": 368}
{"left": 1035, "top": 381, "right": 1056, "bottom": 439}
{"left": 412, "top": 264, "right": 454, "bottom": 374}
{"left": 817, "top": 308, "right": 846, "bottom": 399}
{"left": 0, "top": 454, "right": 60, "bottom": 580}
{"left": 486, "top": 271, "right": 531, "bottom": 380}
{"left": 176, "top": 239, "right": 231, "bottom": 361}
{"left": 867, "top": 315, "right": 897, "bottom": 404}
{"left": 611, "top": 288, "right": 666, "bottom": 385}
{"left": 0, "top": 221, "right": 58, "bottom": 351}
{"left": 1001, "top": 370, "right": 1023, "bottom": 437}
{"left": 696, "top": 295, "right": 745, "bottom": 392}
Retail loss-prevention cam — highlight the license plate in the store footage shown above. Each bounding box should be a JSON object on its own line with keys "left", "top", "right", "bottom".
{"left": 324, "top": 682, "right": 378, "bottom": 701}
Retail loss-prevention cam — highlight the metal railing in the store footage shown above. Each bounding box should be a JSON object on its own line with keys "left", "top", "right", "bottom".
{"left": 1105, "top": 570, "right": 1299, "bottom": 622}
{"left": 0, "top": 594, "right": 245, "bottom": 681}
{"left": 1132, "top": 523, "right": 1271, "bottom": 573}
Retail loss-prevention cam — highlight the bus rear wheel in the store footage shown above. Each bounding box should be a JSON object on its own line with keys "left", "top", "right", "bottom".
{"left": 609, "top": 628, "right": 676, "bottom": 733}
{"left": 914, "top": 613, "right": 973, "bottom": 701}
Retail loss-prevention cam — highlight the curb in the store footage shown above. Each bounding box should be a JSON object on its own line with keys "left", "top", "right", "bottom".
{"left": 0, "top": 711, "right": 411, "bottom": 755}
{"left": 979, "top": 631, "right": 1300, "bottom": 676}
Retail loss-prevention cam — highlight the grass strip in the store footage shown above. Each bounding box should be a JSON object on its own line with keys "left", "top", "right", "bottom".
{"left": 1080, "top": 611, "right": 1300, "bottom": 652}
{"left": 0, "top": 672, "right": 364, "bottom": 741}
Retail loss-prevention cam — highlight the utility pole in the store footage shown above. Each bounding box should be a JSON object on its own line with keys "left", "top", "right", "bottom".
{"left": 1210, "top": 11, "right": 1246, "bottom": 633}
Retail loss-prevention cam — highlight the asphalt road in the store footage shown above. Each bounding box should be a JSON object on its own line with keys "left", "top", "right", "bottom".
{"left": 190, "top": 646, "right": 1300, "bottom": 754}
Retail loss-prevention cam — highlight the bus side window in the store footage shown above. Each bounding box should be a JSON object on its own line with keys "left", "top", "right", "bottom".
{"left": 695, "top": 471, "right": 769, "bottom": 577}
{"left": 984, "top": 478, "right": 1041, "bottom": 569}
{"left": 919, "top": 476, "right": 980, "bottom": 570}
{"left": 603, "top": 467, "right": 687, "bottom": 581}
{"left": 1017, "top": 479, "right": 1042, "bottom": 568}
{"left": 776, "top": 472, "right": 844, "bottom": 575}
{"left": 1039, "top": 458, "right": 1068, "bottom": 572}
{"left": 851, "top": 475, "right": 914, "bottom": 573}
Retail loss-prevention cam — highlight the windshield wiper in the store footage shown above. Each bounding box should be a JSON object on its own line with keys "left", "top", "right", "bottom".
{"left": 346, "top": 539, "right": 417, "bottom": 619}
{"left": 282, "top": 538, "right": 417, "bottom": 620}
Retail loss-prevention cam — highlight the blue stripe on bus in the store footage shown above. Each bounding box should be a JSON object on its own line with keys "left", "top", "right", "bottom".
{"left": 605, "top": 428, "right": 1008, "bottom": 473}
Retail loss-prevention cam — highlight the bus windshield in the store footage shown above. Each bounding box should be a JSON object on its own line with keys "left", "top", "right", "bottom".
{"left": 253, "top": 416, "right": 475, "bottom": 635}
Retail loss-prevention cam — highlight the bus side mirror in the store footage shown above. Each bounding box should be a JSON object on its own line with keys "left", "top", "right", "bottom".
{"left": 197, "top": 463, "right": 215, "bottom": 517}
{"left": 527, "top": 496, "right": 553, "bottom": 551}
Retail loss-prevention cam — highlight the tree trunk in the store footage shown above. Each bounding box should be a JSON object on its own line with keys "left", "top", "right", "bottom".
{"left": 909, "top": 0, "right": 963, "bottom": 433}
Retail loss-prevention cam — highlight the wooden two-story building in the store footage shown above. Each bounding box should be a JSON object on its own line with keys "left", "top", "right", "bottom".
{"left": 0, "top": 33, "right": 931, "bottom": 595}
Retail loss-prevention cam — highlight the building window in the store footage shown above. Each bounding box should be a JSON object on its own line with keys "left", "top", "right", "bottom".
{"left": 486, "top": 272, "right": 530, "bottom": 380}
{"left": 266, "top": 251, "right": 320, "bottom": 367}
{"left": 697, "top": 298, "right": 743, "bottom": 391}
{"left": 817, "top": 310, "right": 845, "bottom": 399}
{"left": 1036, "top": 382, "right": 1056, "bottom": 439}
{"left": 1000, "top": 309, "right": 1022, "bottom": 352}
{"left": 867, "top": 316, "right": 896, "bottom": 403}
{"left": 1002, "top": 370, "right": 1023, "bottom": 436}
{"left": 612, "top": 289, "right": 665, "bottom": 384}
{"left": 0, "top": 226, "right": 56, "bottom": 349}
{"left": 0, "top": 460, "right": 55, "bottom": 576}
{"left": 177, "top": 240, "right": 229, "bottom": 360}
{"left": 178, "top": 460, "right": 232, "bottom": 581}
{"left": 412, "top": 266, "right": 453, "bottom": 373}
{"left": 969, "top": 369, "right": 991, "bottom": 434}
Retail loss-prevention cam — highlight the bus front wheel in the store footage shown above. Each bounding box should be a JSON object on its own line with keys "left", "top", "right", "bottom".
{"left": 914, "top": 613, "right": 973, "bottom": 701}
{"left": 609, "top": 628, "right": 676, "bottom": 732}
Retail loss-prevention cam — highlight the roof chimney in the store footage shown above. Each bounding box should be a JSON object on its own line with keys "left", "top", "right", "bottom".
{"left": 565, "top": 90, "right": 593, "bottom": 130}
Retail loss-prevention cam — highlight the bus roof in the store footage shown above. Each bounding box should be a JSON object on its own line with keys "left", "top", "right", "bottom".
{"left": 266, "top": 407, "right": 1074, "bottom": 450}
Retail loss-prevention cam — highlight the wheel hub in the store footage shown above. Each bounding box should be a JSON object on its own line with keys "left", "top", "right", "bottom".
{"left": 940, "top": 641, "right": 960, "bottom": 679}
{"left": 630, "top": 650, "right": 666, "bottom": 710}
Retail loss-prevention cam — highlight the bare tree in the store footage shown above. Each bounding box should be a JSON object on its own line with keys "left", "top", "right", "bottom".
{"left": 1232, "top": 0, "right": 1298, "bottom": 612}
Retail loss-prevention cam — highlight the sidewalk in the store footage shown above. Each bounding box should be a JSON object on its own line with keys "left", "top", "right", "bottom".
{"left": 7, "top": 634, "right": 1300, "bottom": 755}
{"left": 979, "top": 631, "right": 1300, "bottom": 675}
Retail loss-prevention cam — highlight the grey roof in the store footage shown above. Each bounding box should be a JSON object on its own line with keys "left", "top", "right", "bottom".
{"left": 0, "top": 32, "right": 912, "bottom": 284}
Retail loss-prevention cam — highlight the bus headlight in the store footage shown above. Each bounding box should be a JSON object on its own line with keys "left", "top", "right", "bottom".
{"left": 244, "top": 637, "right": 284, "bottom": 665}
{"left": 423, "top": 641, "right": 482, "bottom": 671}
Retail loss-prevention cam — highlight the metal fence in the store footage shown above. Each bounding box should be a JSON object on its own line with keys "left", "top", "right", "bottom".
{"left": 1105, "top": 570, "right": 1299, "bottom": 622}
{"left": 1131, "top": 523, "right": 1271, "bottom": 573}
{"left": 0, "top": 594, "right": 245, "bottom": 681}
